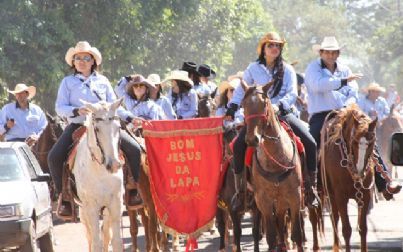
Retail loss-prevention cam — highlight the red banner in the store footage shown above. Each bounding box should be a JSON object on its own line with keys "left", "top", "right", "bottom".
{"left": 143, "top": 117, "right": 223, "bottom": 235}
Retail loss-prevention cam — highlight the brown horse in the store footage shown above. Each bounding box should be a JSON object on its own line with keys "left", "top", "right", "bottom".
{"left": 243, "top": 85, "right": 304, "bottom": 252}
{"left": 320, "top": 105, "right": 377, "bottom": 252}
{"left": 376, "top": 105, "right": 402, "bottom": 179}
{"left": 216, "top": 127, "right": 262, "bottom": 252}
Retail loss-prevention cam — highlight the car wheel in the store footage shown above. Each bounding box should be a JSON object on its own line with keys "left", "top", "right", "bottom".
{"left": 20, "top": 220, "right": 37, "bottom": 252}
{"left": 38, "top": 228, "right": 54, "bottom": 252}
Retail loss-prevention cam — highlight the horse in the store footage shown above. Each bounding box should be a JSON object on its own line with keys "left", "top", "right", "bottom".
{"left": 376, "top": 104, "right": 402, "bottom": 179}
{"left": 242, "top": 85, "right": 304, "bottom": 252}
{"left": 197, "top": 94, "right": 215, "bottom": 118}
{"left": 72, "top": 99, "right": 124, "bottom": 252}
{"left": 216, "top": 126, "right": 262, "bottom": 252}
{"left": 320, "top": 105, "right": 377, "bottom": 252}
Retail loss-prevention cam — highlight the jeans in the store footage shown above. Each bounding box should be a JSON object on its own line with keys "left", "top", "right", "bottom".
{"left": 48, "top": 124, "right": 141, "bottom": 194}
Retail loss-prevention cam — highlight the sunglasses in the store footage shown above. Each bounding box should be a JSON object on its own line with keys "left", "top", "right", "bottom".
{"left": 133, "top": 83, "right": 145, "bottom": 88}
{"left": 228, "top": 88, "right": 235, "bottom": 92}
{"left": 73, "top": 55, "right": 93, "bottom": 62}
{"left": 266, "top": 43, "right": 282, "bottom": 49}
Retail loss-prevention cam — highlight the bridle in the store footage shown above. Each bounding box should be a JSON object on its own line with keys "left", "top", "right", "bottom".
{"left": 89, "top": 115, "right": 120, "bottom": 166}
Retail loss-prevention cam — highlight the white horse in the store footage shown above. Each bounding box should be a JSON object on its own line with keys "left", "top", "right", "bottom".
{"left": 73, "top": 99, "right": 124, "bottom": 252}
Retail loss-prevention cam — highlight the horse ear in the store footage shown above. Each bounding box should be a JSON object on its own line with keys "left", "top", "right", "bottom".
{"left": 262, "top": 80, "right": 273, "bottom": 95}
{"left": 369, "top": 117, "right": 378, "bottom": 132}
{"left": 45, "top": 112, "right": 55, "bottom": 123}
{"left": 240, "top": 79, "right": 248, "bottom": 92}
{"left": 111, "top": 98, "right": 123, "bottom": 111}
{"left": 389, "top": 104, "right": 395, "bottom": 116}
{"left": 80, "top": 99, "right": 98, "bottom": 112}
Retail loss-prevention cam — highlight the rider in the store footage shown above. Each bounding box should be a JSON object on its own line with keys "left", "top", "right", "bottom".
{"left": 0, "top": 83, "right": 47, "bottom": 146}
{"left": 165, "top": 70, "right": 198, "bottom": 119}
{"left": 304, "top": 36, "right": 401, "bottom": 200}
{"left": 227, "top": 32, "right": 319, "bottom": 211}
{"left": 196, "top": 64, "right": 219, "bottom": 99}
{"left": 358, "top": 83, "right": 390, "bottom": 121}
{"left": 48, "top": 41, "right": 143, "bottom": 218}
{"left": 216, "top": 77, "right": 244, "bottom": 129}
{"left": 148, "top": 73, "right": 177, "bottom": 120}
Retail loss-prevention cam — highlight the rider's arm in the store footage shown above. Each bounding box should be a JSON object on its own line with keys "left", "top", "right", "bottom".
{"left": 304, "top": 60, "right": 345, "bottom": 93}
{"left": 0, "top": 104, "right": 10, "bottom": 135}
{"left": 55, "top": 78, "right": 77, "bottom": 118}
{"left": 114, "top": 77, "right": 128, "bottom": 98}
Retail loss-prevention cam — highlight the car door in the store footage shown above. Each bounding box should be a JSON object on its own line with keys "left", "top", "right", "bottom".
{"left": 19, "top": 146, "right": 52, "bottom": 236}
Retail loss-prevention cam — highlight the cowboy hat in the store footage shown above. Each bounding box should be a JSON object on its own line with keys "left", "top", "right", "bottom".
{"left": 196, "top": 64, "right": 216, "bottom": 79}
{"left": 162, "top": 70, "right": 194, "bottom": 87}
{"left": 312, "top": 36, "right": 342, "bottom": 53}
{"left": 366, "top": 82, "right": 386, "bottom": 93}
{"left": 257, "top": 32, "right": 286, "bottom": 55}
{"left": 227, "top": 71, "right": 244, "bottom": 82}
{"left": 65, "top": 41, "right": 102, "bottom": 66}
{"left": 147, "top": 74, "right": 162, "bottom": 85}
{"left": 7, "top": 83, "right": 36, "bottom": 99}
{"left": 219, "top": 78, "right": 240, "bottom": 94}
{"left": 126, "top": 74, "right": 156, "bottom": 98}
{"left": 181, "top": 61, "right": 198, "bottom": 74}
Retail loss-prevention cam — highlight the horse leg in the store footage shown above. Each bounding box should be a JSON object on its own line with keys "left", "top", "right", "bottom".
{"left": 127, "top": 210, "right": 139, "bottom": 252}
{"left": 80, "top": 206, "right": 102, "bottom": 252}
{"left": 230, "top": 210, "right": 242, "bottom": 252}
{"left": 275, "top": 205, "right": 288, "bottom": 252}
{"left": 147, "top": 208, "right": 160, "bottom": 252}
{"left": 172, "top": 233, "right": 180, "bottom": 252}
{"left": 251, "top": 206, "right": 261, "bottom": 252}
{"left": 216, "top": 208, "right": 227, "bottom": 251}
{"left": 308, "top": 206, "right": 320, "bottom": 251}
{"left": 289, "top": 201, "right": 304, "bottom": 252}
{"left": 102, "top": 208, "right": 111, "bottom": 252}
{"left": 338, "top": 200, "right": 351, "bottom": 252}
{"left": 264, "top": 205, "right": 277, "bottom": 251}
{"left": 329, "top": 197, "right": 341, "bottom": 252}
{"left": 358, "top": 195, "right": 370, "bottom": 252}
{"left": 137, "top": 208, "right": 151, "bottom": 252}
{"left": 109, "top": 197, "right": 123, "bottom": 252}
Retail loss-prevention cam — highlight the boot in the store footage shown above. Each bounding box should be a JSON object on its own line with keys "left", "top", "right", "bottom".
{"left": 382, "top": 181, "right": 402, "bottom": 201}
{"left": 231, "top": 173, "right": 245, "bottom": 212}
{"left": 305, "top": 170, "right": 319, "bottom": 208}
{"left": 128, "top": 189, "right": 143, "bottom": 208}
{"left": 57, "top": 194, "right": 73, "bottom": 220}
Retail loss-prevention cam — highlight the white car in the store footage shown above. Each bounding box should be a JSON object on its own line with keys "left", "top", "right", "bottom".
{"left": 0, "top": 142, "right": 54, "bottom": 251}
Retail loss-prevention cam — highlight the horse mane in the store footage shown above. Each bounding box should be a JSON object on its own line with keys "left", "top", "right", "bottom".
{"left": 328, "top": 104, "right": 371, "bottom": 144}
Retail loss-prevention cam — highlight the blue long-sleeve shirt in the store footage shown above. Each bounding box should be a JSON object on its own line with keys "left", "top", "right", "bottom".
{"left": 167, "top": 89, "right": 198, "bottom": 119}
{"left": 155, "top": 96, "right": 177, "bottom": 120}
{"left": 0, "top": 102, "right": 47, "bottom": 140}
{"left": 55, "top": 72, "right": 131, "bottom": 124}
{"left": 304, "top": 59, "right": 358, "bottom": 114}
{"left": 230, "top": 61, "right": 297, "bottom": 111}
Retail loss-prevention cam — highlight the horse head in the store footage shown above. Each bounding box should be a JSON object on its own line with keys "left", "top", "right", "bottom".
{"left": 242, "top": 84, "right": 278, "bottom": 147}
{"left": 197, "top": 95, "right": 212, "bottom": 117}
{"left": 82, "top": 99, "right": 123, "bottom": 172}
{"left": 344, "top": 107, "right": 377, "bottom": 175}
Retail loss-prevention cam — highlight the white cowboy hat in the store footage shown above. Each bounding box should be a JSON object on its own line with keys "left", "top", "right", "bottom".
{"left": 366, "top": 82, "right": 386, "bottom": 93}
{"left": 7, "top": 83, "right": 36, "bottom": 99}
{"left": 219, "top": 78, "right": 240, "bottom": 94}
{"left": 162, "top": 70, "right": 194, "bottom": 87}
{"left": 65, "top": 41, "right": 102, "bottom": 66}
{"left": 147, "top": 73, "right": 162, "bottom": 85}
{"left": 312, "top": 36, "right": 343, "bottom": 53}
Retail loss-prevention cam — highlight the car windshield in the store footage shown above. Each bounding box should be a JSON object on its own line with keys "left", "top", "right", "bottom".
{"left": 0, "top": 148, "right": 24, "bottom": 181}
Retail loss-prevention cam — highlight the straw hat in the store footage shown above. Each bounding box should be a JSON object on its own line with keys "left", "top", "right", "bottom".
{"left": 312, "top": 36, "right": 342, "bottom": 53}
{"left": 366, "top": 83, "right": 386, "bottom": 93}
{"left": 147, "top": 74, "right": 162, "bottom": 85}
{"left": 65, "top": 41, "right": 102, "bottom": 66}
{"left": 257, "top": 32, "right": 286, "bottom": 55}
{"left": 219, "top": 78, "right": 240, "bottom": 94}
{"left": 162, "top": 70, "right": 194, "bottom": 87}
{"left": 126, "top": 74, "right": 156, "bottom": 98}
{"left": 7, "top": 83, "right": 36, "bottom": 99}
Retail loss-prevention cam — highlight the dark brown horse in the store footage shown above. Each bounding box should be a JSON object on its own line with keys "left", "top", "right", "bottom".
{"left": 320, "top": 105, "right": 377, "bottom": 252}
{"left": 376, "top": 105, "right": 402, "bottom": 179}
{"left": 216, "top": 127, "right": 262, "bottom": 252}
{"left": 243, "top": 85, "right": 304, "bottom": 252}
{"left": 197, "top": 94, "right": 216, "bottom": 118}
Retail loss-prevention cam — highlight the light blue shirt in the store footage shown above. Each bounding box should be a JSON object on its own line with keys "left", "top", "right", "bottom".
{"left": 56, "top": 72, "right": 130, "bottom": 124}
{"left": 0, "top": 102, "right": 47, "bottom": 141}
{"left": 156, "top": 96, "right": 177, "bottom": 120}
{"left": 216, "top": 105, "right": 244, "bottom": 128}
{"left": 167, "top": 89, "right": 198, "bottom": 119}
{"left": 304, "top": 59, "right": 358, "bottom": 115}
{"left": 114, "top": 77, "right": 165, "bottom": 120}
{"left": 193, "top": 83, "right": 212, "bottom": 97}
{"left": 230, "top": 61, "right": 297, "bottom": 110}
{"left": 358, "top": 96, "right": 390, "bottom": 120}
